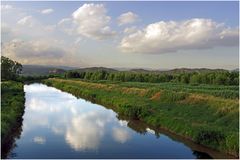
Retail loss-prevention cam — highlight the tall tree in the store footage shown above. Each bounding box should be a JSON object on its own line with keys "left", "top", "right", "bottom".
{"left": 1, "top": 56, "right": 22, "bottom": 80}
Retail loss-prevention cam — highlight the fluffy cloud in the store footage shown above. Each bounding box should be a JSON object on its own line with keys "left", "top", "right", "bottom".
{"left": 123, "top": 26, "right": 138, "bottom": 34}
{"left": 118, "top": 12, "right": 139, "bottom": 26}
{"left": 58, "top": 18, "right": 72, "bottom": 25}
{"left": 57, "top": 18, "right": 76, "bottom": 35}
{"left": 72, "top": 3, "right": 116, "bottom": 40}
{"left": 14, "top": 14, "right": 58, "bottom": 40}
{"left": 17, "top": 16, "right": 34, "bottom": 26}
{"left": 1, "top": 39, "right": 73, "bottom": 65}
{"left": 120, "top": 18, "right": 239, "bottom": 54}
{"left": 41, "top": 8, "right": 54, "bottom": 14}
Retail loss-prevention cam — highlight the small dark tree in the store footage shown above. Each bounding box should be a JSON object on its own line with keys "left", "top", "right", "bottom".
{"left": 1, "top": 56, "right": 22, "bottom": 80}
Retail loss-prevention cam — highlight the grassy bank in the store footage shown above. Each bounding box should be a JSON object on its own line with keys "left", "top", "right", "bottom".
{"left": 1, "top": 81, "right": 25, "bottom": 145}
{"left": 43, "top": 78, "right": 239, "bottom": 157}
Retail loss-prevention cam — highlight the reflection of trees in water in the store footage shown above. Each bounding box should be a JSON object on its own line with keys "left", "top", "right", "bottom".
{"left": 116, "top": 114, "right": 219, "bottom": 159}
{"left": 127, "top": 121, "right": 147, "bottom": 135}
{"left": 193, "top": 150, "right": 212, "bottom": 159}
{"left": 1, "top": 117, "right": 24, "bottom": 159}
{"left": 116, "top": 115, "right": 160, "bottom": 138}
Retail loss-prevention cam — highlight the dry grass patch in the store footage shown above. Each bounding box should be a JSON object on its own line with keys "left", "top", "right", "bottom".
{"left": 150, "top": 92, "right": 161, "bottom": 100}
{"left": 182, "top": 93, "right": 238, "bottom": 114}
{"left": 121, "top": 87, "right": 148, "bottom": 96}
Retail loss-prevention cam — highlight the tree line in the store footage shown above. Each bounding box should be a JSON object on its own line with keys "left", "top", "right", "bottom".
{"left": 65, "top": 70, "right": 239, "bottom": 85}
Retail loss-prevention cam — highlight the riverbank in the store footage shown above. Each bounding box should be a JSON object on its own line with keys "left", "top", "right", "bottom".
{"left": 43, "top": 78, "right": 239, "bottom": 157}
{"left": 1, "top": 81, "right": 25, "bottom": 148}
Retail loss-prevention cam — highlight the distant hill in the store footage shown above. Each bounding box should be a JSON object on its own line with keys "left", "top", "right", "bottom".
{"left": 128, "top": 68, "right": 227, "bottom": 74}
{"left": 22, "top": 65, "right": 230, "bottom": 76}
{"left": 22, "top": 65, "right": 74, "bottom": 75}
{"left": 49, "top": 69, "right": 65, "bottom": 74}
{"left": 73, "top": 67, "right": 117, "bottom": 73}
{"left": 129, "top": 69, "right": 153, "bottom": 73}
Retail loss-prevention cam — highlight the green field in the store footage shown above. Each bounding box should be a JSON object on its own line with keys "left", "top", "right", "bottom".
{"left": 1, "top": 81, "right": 25, "bottom": 145}
{"left": 44, "top": 78, "right": 239, "bottom": 157}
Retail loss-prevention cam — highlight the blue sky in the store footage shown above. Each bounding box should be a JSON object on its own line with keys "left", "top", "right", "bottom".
{"left": 1, "top": 1, "right": 239, "bottom": 69}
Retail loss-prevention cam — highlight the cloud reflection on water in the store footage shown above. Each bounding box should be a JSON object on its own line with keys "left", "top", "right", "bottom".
{"left": 23, "top": 84, "right": 131, "bottom": 151}
{"left": 112, "top": 127, "right": 131, "bottom": 144}
{"left": 33, "top": 136, "right": 46, "bottom": 144}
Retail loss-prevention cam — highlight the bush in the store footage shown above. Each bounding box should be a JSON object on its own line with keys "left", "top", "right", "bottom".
{"left": 225, "top": 133, "right": 239, "bottom": 156}
{"left": 46, "top": 81, "right": 52, "bottom": 86}
{"left": 118, "top": 103, "right": 150, "bottom": 119}
{"left": 195, "top": 129, "right": 225, "bottom": 146}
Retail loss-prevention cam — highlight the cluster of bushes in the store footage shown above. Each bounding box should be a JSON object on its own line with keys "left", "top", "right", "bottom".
{"left": 195, "top": 129, "right": 225, "bottom": 146}
{"left": 65, "top": 70, "right": 239, "bottom": 85}
{"left": 1, "top": 81, "right": 25, "bottom": 145}
{"left": 118, "top": 103, "right": 150, "bottom": 119}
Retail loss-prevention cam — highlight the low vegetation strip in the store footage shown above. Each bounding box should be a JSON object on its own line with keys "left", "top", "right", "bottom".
{"left": 1, "top": 81, "right": 25, "bottom": 145}
{"left": 43, "top": 78, "right": 239, "bottom": 157}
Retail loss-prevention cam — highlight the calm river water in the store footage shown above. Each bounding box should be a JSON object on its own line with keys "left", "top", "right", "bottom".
{"left": 5, "top": 83, "right": 233, "bottom": 159}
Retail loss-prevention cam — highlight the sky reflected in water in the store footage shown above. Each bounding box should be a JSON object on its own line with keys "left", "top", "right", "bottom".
{"left": 8, "top": 83, "right": 204, "bottom": 158}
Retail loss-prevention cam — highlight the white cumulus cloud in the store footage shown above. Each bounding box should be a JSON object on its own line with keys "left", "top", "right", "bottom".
{"left": 123, "top": 26, "right": 138, "bottom": 34}
{"left": 57, "top": 18, "right": 76, "bottom": 35}
{"left": 41, "top": 8, "right": 54, "bottom": 14}
{"left": 120, "top": 18, "right": 239, "bottom": 54}
{"left": 118, "top": 12, "right": 139, "bottom": 26}
{"left": 17, "top": 16, "right": 34, "bottom": 26}
{"left": 1, "top": 39, "right": 73, "bottom": 65}
{"left": 72, "top": 3, "right": 116, "bottom": 40}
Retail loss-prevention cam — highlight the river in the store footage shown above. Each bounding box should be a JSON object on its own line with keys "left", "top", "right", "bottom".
{"left": 4, "top": 83, "right": 232, "bottom": 158}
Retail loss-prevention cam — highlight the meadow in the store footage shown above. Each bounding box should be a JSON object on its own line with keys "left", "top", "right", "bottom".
{"left": 43, "top": 78, "right": 239, "bottom": 157}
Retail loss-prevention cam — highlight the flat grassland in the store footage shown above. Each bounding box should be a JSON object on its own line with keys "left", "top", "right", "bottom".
{"left": 44, "top": 78, "right": 239, "bottom": 157}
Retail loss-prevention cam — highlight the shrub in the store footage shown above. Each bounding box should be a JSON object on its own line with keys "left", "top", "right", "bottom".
{"left": 46, "top": 81, "right": 52, "bottom": 86}
{"left": 195, "top": 129, "right": 225, "bottom": 146}
{"left": 225, "top": 133, "right": 239, "bottom": 155}
{"left": 118, "top": 103, "right": 150, "bottom": 119}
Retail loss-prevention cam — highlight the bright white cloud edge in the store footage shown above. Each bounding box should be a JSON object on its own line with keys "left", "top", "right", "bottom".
{"left": 120, "top": 18, "right": 239, "bottom": 54}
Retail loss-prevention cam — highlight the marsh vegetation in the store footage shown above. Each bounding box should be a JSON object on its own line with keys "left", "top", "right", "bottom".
{"left": 44, "top": 78, "right": 239, "bottom": 157}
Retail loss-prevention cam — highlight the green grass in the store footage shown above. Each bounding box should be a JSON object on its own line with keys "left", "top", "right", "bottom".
{"left": 63, "top": 78, "right": 239, "bottom": 99}
{"left": 1, "top": 81, "right": 25, "bottom": 144}
{"left": 43, "top": 78, "right": 239, "bottom": 157}
{"left": 103, "top": 81, "right": 239, "bottom": 99}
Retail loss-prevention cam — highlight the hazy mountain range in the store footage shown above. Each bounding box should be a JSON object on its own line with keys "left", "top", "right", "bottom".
{"left": 22, "top": 65, "right": 238, "bottom": 76}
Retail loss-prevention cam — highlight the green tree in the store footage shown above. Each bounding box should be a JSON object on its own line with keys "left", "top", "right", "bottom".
{"left": 190, "top": 74, "right": 200, "bottom": 84}
{"left": 214, "top": 73, "right": 227, "bottom": 85}
{"left": 1, "top": 56, "right": 22, "bottom": 80}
